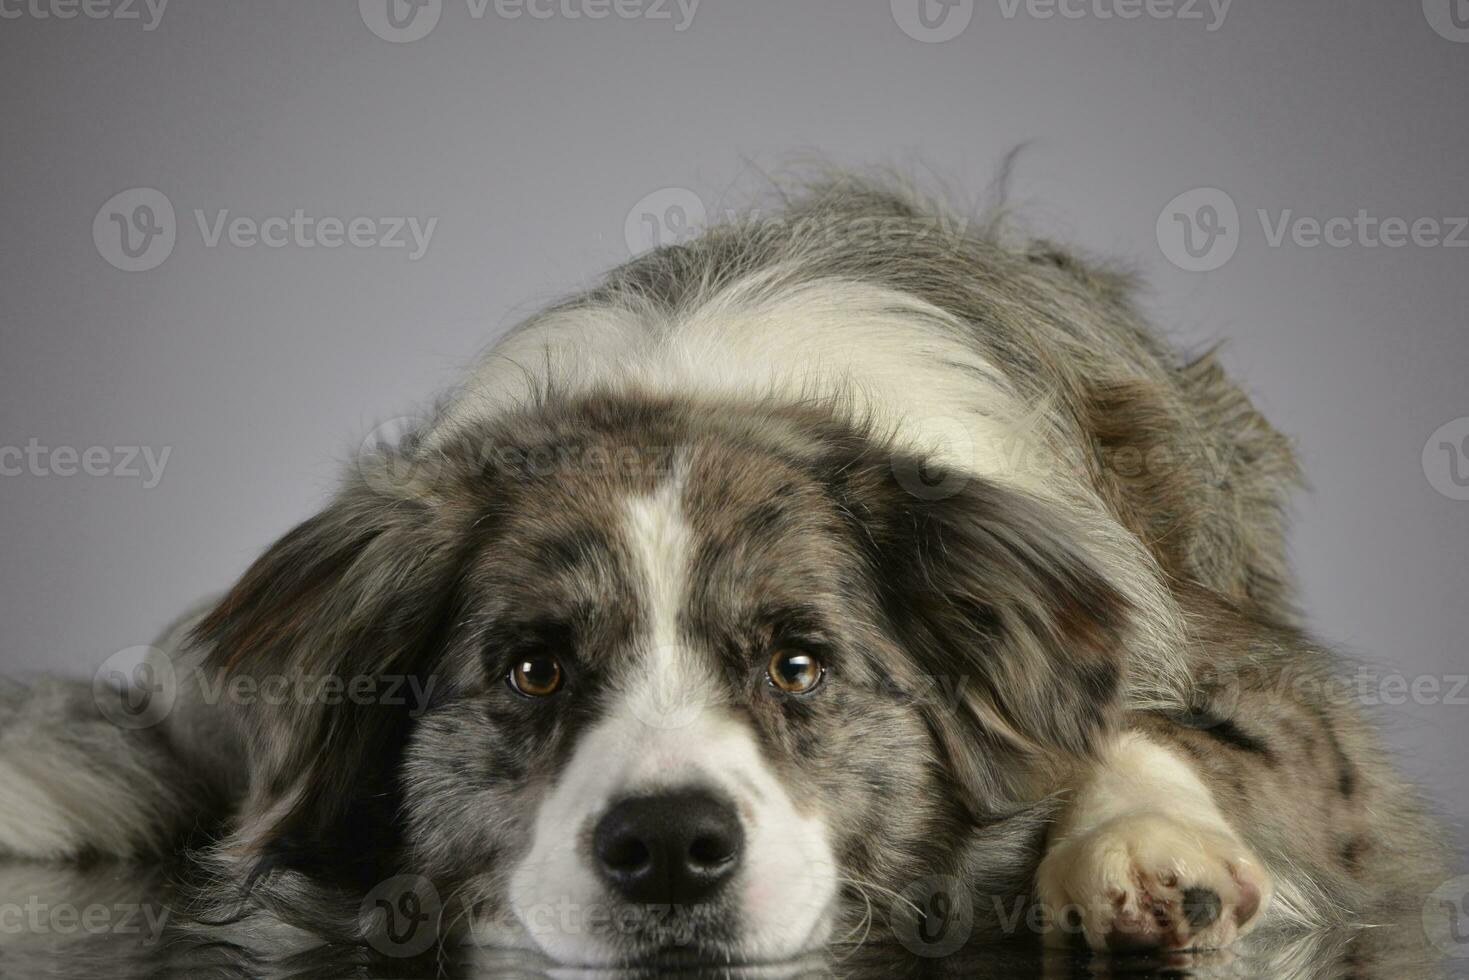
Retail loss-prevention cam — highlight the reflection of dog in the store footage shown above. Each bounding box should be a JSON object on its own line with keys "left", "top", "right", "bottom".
{"left": 0, "top": 178, "right": 1446, "bottom": 963}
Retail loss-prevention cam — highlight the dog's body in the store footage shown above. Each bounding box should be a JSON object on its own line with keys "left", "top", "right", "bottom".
{"left": 0, "top": 180, "right": 1445, "bottom": 963}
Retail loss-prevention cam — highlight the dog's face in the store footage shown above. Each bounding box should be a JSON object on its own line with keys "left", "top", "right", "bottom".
{"left": 196, "top": 395, "right": 1131, "bottom": 964}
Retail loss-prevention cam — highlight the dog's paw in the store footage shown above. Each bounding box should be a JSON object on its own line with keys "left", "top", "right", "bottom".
{"left": 1035, "top": 811, "right": 1271, "bottom": 952}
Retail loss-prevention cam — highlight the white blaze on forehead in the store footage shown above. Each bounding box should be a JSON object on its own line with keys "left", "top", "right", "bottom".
{"left": 620, "top": 474, "right": 724, "bottom": 736}
{"left": 431, "top": 273, "right": 1060, "bottom": 494}
{"left": 502, "top": 477, "right": 838, "bottom": 965}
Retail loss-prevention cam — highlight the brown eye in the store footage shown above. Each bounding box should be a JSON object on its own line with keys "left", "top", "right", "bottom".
{"left": 508, "top": 654, "right": 564, "bottom": 698}
{"left": 767, "top": 649, "right": 825, "bottom": 695}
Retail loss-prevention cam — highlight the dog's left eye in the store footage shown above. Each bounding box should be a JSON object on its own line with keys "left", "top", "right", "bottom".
{"left": 508, "top": 654, "right": 564, "bottom": 698}
{"left": 767, "top": 649, "right": 825, "bottom": 695}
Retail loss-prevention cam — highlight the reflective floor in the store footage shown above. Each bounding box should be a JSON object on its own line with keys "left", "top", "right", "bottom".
{"left": 0, "top": 863, "right": 1461, "bottom": 980}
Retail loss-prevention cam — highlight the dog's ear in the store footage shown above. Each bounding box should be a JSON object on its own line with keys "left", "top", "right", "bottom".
{"left": 191, "top": 452, "right": 472, "bottom": 883}
{"left": 842, "top": 453, "right": 1133, "bottom": 763}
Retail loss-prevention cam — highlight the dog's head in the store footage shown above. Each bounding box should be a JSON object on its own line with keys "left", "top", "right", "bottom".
{"left": 195, "top": 393, "right": 1131, "bottom": 964}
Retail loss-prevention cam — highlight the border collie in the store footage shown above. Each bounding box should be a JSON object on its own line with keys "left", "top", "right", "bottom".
{"left": 0, "top": 177, "right": 1445, "bottom": 965}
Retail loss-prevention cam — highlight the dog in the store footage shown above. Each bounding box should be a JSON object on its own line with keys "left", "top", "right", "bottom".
{"left": 0, "top": 177, "right": 1446, "bottom": 965}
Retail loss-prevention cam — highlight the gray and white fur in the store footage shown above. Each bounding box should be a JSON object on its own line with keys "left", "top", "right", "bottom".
{"left": 0, "top": 175, "right": 1447, "bottom": 964}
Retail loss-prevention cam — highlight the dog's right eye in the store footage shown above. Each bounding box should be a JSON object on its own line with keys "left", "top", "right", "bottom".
{"left": 508, "top": 654, "right": 564, "bottom": 698}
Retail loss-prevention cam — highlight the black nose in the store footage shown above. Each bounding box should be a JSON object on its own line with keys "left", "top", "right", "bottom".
{"left": 592, "top": 790, "right": 744, "bottom": 905}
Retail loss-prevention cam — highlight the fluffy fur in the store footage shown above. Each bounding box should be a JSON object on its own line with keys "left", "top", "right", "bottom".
{"left": 0, "top": 176, "right": 1446, "bottom": 964}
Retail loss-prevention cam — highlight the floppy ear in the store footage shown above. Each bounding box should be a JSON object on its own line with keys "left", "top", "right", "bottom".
{"left": 191, "top": 456, "right": 473, "bottom": 884}
{"left": 850, "top": 454, "right": 1133, "bottom": 763}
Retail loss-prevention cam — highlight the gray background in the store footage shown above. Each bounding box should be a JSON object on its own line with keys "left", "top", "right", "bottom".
{"left": 1, "top": 1, "right": 1465, "bottom": 856}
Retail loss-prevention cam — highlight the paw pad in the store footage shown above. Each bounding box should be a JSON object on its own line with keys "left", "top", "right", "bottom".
{"left": 1036, "top": 812, "right": 1271, "bottom": 952}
